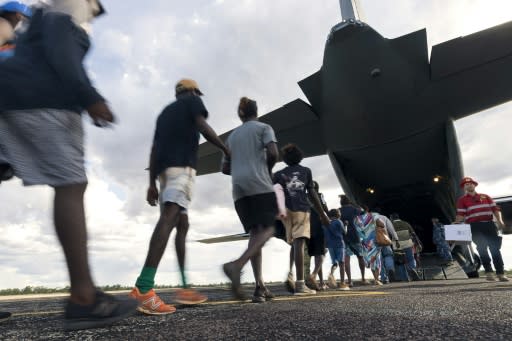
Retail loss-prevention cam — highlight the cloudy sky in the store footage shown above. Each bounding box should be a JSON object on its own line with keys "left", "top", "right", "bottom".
{"left": 1, "top": 0, "right": 512, "bottom": 290}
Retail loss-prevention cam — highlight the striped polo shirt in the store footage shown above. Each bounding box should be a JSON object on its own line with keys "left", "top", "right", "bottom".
{"left": 456, "top": 192, "right": 500, "bottom": 223}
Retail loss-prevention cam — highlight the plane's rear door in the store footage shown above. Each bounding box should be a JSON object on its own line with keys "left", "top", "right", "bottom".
{"left": 494, "top": 196, "right": 512, "bottom": 232}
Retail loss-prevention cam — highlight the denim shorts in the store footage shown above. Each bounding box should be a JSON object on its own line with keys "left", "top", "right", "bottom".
{"left": 345, "top": 241, "right": 363, "bottom": 257}
{"left": 328, "top": 247, "right": 345, "bottom": 265}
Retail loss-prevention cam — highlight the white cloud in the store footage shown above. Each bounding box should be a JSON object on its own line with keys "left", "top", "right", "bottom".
{"left": 1, "top": 0, "right": 512, "bottom": 289}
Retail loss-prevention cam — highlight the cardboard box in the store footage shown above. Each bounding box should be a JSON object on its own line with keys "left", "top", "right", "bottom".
{"left": 444, "top": 224, "right": 472, "bottom": 241}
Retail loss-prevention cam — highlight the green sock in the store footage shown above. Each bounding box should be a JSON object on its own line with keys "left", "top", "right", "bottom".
{"left": 180, "top": 269, "right": 188, "bottom": 288}
{"left": 135, "top": 267, "right": 157, "bottom": 294}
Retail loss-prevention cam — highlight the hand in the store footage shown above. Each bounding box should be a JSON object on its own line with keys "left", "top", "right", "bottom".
{"left": 496, "top": 221, "right": 505, "bottom": 231}
{"left": 223, "top": 147, "right": 231, "bottom": 159}
{"left": 146, "top": 185, "right": 159, "bottom": 206}
{"left": 86, "top": 101, "right": 115, "bottom": 127}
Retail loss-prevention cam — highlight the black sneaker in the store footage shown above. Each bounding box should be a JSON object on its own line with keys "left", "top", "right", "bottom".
{"left": 251, "top": 289, "right": 265, "bottom": 303}
{"left": 251, "top": 286, "right": 274, "bottom": 303}
{"left": 64, "top": 291, "right": 137, "bottom": 331}
{"left": 0, "top": 164, "right": 14, "bottom": 183}
{"left": 0, "top": 311, "right": 12, "bottom": 323}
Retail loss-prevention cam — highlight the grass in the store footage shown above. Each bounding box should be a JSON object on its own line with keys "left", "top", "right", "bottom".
{"left": 0, "top": 281, "right": 278, "bottom": 296}
{"left": 2, "top": 271, "right": 511, "bottom": 296}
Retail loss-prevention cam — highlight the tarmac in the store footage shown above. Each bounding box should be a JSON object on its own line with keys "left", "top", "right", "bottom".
{"left": 0, "top": 278, "right": 511, "bottom": 340}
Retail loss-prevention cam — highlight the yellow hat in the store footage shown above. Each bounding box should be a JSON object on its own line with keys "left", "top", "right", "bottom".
{"left": 175, "top": 79, "right": 203, "bottom": 95}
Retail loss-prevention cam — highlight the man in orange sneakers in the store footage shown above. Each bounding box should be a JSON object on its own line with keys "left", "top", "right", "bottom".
{"left": 130, "top": 79, "right": 229, "bottom": 314}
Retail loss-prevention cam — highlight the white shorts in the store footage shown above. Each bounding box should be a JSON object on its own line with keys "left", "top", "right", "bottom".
{"left": 158, "top": 167, "right": 196, "bottom": 209}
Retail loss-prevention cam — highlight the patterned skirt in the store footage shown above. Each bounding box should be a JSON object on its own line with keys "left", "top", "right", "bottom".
{"left": 354, "top": 212, "right": 382, "bottom": 272}
{"left": 0, "top": 109, "right": 87, "bottom": 187}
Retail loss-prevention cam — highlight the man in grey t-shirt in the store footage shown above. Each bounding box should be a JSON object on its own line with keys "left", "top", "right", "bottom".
{"left": 221, "top": 97, "right": 279, "bottom": 303}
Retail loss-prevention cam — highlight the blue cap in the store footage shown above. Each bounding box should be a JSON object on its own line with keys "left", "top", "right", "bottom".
{"left": 0, "top": 1, "right": 32, "bottom": 18}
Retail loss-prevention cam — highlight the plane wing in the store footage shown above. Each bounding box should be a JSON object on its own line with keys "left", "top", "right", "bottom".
{"left": 196, "top": 99, "right": 325, "bottom": 176}
{"left": 196, "top": 233, "right": 249, "bottom": 244}
{"left": 429, "top": 20, "right": 512, "bottom": 120}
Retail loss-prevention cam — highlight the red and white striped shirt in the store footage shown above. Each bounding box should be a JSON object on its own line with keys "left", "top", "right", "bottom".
{"left": 456, "top": 192, "right": 500, "bottom": 223}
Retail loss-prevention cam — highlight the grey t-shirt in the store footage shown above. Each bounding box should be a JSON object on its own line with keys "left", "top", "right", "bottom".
{"left": 224, "top": 120, "right": 277, "bottom": 201}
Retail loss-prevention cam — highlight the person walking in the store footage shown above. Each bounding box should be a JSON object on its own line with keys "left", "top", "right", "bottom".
{"left": 339, "top": 195, "right": 365, "bottom": 286}
{"left": 354, "top": 207, "right": 386, "bottom": 285}
{"left": 130, "top": 79, "right": 228, "bottom": 314}
{"left": 324, "top": 209, "right": 349, "bottom": 290}
{"left": 390, "top": 213, "right": 421, "bottom": 281}
{"left": 306, "top": 181, "right": 329, "bottom": 291}
{"left": 221, "top": 97, "right": 279, "bottom": 303}
{"left": 432, "top": 218, "right": 453, "bottom": 265}
{"left": 274, "top": 144, "right": 329, "bottom": 295}
{"left": 0, "top": 0, "right": 137, "bottom": 330}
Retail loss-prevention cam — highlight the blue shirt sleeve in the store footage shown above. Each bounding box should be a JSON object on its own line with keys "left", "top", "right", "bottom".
{"left": 42, "top": 13, "right": 104, "bottom": 108}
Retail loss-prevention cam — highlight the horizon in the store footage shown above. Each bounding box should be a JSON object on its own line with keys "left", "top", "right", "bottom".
{"left": 1, "top": 0, "right": 512, "bottom": 290}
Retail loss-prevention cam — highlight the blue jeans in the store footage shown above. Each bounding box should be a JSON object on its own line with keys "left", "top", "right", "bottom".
{"left": 471, "top": 221, "right": 504, "bottom": 274}
{"left": 404, "top": 247, "right": 417, "bottom": 270}
{"left": 394, "top": 247, "right": 417, "bottom": 281}
{"left": 380, "top": 246, "right": 395, "bottom": 281}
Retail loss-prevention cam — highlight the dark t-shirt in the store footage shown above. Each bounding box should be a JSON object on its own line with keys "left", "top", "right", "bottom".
{"left": 309, "top": 193, "right": 328, "bottom": 239}
{"left": 153, "top": 94, "right": 208, "bottom": 176}
{"left": 340, "top": 204, "right": 362, "bottom": 243}
{"left": 273, "top": 164, "right": 312, "bottom": 212}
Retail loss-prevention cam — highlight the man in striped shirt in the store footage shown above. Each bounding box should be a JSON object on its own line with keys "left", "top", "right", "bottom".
{"left": 455, "top": 177, "right": 508, "bottom": 282}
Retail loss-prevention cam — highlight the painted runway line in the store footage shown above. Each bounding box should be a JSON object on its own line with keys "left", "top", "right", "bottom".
{"left": 10, "top": 291, "right": 389, "bottom": 317}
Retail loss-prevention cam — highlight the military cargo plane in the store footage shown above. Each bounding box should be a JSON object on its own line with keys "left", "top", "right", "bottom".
{"left": 196, "top": 0, "right": 512, "bottom": 249}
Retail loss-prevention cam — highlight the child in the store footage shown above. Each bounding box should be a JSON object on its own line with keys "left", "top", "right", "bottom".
{"left": 432, "top": 218, "right": 453, "bottom": 265}
{"left": 324, "top": 209, "right": 349, "bottom": 290}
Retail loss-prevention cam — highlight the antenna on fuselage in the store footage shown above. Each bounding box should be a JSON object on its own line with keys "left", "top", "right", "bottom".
{"left": 338, "top": 0, "right": 365, "bottom": 22}
{"left": 329, "top": 0, "right": 366, "bottom": 40}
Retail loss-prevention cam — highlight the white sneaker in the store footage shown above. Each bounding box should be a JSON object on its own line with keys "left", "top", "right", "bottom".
{"left": 294, "top": 281, "right": 316, "bottom": 295}
{"left": 485, "top": 272, "right": 497, "bottom": 281}
{"left": 497, "top": 274, "right": 509, "bottom": 282}
{"left": 285, "top": 272, "right": 295, "bottom": 293}
{"left": 337, "top": 283, "right": 350, "bottom": 291}
{"left": 327, "top": 274, "right": 337, "bottom": 289}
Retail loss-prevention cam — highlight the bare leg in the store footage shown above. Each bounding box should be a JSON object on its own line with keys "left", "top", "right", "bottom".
{"left": 175, "top": 213, "right": 189, "bottom": 287}
{"left": 249, "top": 227, "right": 267, "bottom": 287}
{"left": 289, "top": 244, "right": 294, "bottom": 274}
{"left": 345, "top": 255, "right": 352, "bottom": 283}
{"left": 54, "top": 183, "right": 95, "bottom": 305}
{"left": 304, "top": 244, "right": 311, "bottom": 277}
{"left": 339, "top": 261, "right": 345, "bottom": 283}
{"left": 232, "top": 225, "right": 275, "bottom": 270}
{"left": 144, "top": 203, "right": 181, "bottom": 268}
{"left": 311, "top": 255, "right": 324, "bottom": 278}
{"left": 294, "top": 238, "right": 306, "bottom": 281}
{"left": 358, "top": 256, "right": 366, "bottom": 281}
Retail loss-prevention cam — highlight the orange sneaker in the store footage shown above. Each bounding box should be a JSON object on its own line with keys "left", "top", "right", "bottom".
{"left": 175, "top": 288, "right": 208, "bottom": 305}
{"left": 129, "top": 288, "right": 176, "bottom": 315}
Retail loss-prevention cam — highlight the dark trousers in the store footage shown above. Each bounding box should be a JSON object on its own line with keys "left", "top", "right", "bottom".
{"left": 470, "top": 221, "right": 504, "bottom": 274}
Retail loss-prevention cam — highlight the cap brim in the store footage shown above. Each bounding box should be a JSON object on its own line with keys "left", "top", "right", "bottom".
{"left": 95, "top": 1, "right": 106, "bottom": 17}
{"left": 460, "top": 181, "right": 478, "bottom": 188}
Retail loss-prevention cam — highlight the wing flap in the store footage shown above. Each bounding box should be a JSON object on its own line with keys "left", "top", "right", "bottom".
{"left": 431, "top": 20, "right": 512, "bottom": 80}
{"left": 196, "top": 99, "right": 325, "bottom": 175}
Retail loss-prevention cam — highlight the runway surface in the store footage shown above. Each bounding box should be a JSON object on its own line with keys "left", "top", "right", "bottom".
{"left": 0, "top": 278, "right": 511, "bottom": 340}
